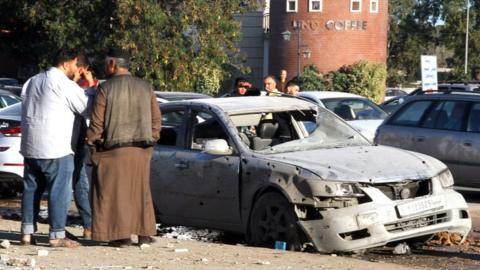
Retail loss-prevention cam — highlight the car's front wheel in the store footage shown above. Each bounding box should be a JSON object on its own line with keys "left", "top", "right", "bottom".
{"left": 248, "top": 192, "right": 305, "bottom": 251}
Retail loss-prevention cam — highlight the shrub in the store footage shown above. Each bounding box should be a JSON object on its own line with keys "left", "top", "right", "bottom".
{"left": 294, "top": 64, "right": 325, "bottom": 91}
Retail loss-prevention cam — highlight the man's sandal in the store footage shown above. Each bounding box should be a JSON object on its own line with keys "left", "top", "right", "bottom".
{"left": 49, "top": 238, "right": 81, "bottom": 248}
{"left": 20, "top": 235, "right": 36, "bottom": 245}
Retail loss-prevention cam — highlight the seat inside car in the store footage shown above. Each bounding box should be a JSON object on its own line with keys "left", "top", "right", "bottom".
{"left": 252, "top": 119, "right": 279, "bottom": 150}
{"left": 334, "top": 104, "right": 356, "bottom": 120}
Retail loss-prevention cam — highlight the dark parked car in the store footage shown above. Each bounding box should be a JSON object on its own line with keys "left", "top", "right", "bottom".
{"left": 150, "top": 96, "right": 470, "bottom": 253}
{"left": 380, "top": 83, "right": 480, "bottom": 114}
{"left": 375, "top": 90, "right": 480, "bottom": 189}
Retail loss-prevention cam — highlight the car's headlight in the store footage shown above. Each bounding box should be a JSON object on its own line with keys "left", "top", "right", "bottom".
{"left": 433, "top": 169, "right": 454, "bottom": 188}
{"left": 324, "top": 182, "right": 364, "bottom": 197}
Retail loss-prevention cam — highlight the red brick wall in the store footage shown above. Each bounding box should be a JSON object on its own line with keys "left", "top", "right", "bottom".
{"left": 268, "top": 0, "right": 388, "bottom": 80}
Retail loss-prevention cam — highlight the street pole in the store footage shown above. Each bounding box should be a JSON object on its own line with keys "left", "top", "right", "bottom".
{"left": 296, "top": 21, "right": 302, "bottom": 76}
{"left": 465, "top": 0, "right": 470, "bottom": 75}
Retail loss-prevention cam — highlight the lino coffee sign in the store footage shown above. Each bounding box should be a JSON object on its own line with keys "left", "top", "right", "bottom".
{"left": 290, "top": 20, "right": 368, "bottom": 31}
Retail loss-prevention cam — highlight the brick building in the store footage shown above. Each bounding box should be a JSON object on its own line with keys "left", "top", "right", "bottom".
{"left": 268, "top": 0, "right": 388, "bottom": 79}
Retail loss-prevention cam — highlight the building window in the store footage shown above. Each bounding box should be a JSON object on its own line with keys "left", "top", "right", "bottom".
{"left": 350, "top": 0, "right": 362, "bottom": 12}
{"left": 370, "top": 0, "right": 378, "bottom": 13}
{"left": 286, "top": 0, "right": 298, "bottom": 12}
{"left": 309, "top": 0, "right": 323, "bottom": 12}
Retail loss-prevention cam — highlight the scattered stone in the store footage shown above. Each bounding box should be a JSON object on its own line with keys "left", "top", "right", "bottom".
{"left": 392, "top": 242, "right": 411, "bottom": 255}
{"left": 0, "top": 240, "right": 10, "bottom": 249}
{"left": 124, "top": 267, "right": 133, "bottom": 269}
{"left": 256, "top": 261, "right": 271, "bottom": 265}
{"left": 144, "top": 266, "right": 153, "bottom": 269}
{"left": 140, "top": 244, "right": 150, "bottom": 250}
{"left": 0, "top": 254, "right": 8, "bottom": 262}
{"left": 37, "top": 249, "right": 49, "bottom": 257}
{"left": 27, "top": 258, "right": 36, "bottom": 267}
{"left": 173, "top": 248, "right": 188, "bottom": 253}
{"left": 200, "top": 258, "right": 209, "bottom": 263}
{"left": 330, "top": 254, "right": 337, "bottom": 257}
{"left": 164, "top": 243, "right": 174, "bottom": 249}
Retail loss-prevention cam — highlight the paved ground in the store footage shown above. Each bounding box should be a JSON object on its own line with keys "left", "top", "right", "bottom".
{"left": 0, "top": 191, "right": 477, "bottom": 270}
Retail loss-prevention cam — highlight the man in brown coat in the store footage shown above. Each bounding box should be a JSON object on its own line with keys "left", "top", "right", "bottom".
{"left": 86, "top": 49, "right": 161, "bottom": 247}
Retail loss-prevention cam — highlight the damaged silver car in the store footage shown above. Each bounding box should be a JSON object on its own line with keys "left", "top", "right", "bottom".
{"left": 150, "top": 96, "right": 471, "bottom": 253}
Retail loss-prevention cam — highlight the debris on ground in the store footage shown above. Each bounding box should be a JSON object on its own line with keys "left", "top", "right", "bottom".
{"left": 173, "top": 248, "right": 189, "bottom": 253}
{"left": 427, "top": 232, "right": 466, "bottom": 246}
{"left": 256, "top": 261, "right": 271, "bottom": 265}
{"left": 140, "top": 244, "right": 150, "bottom": 250}
{"left": 0, "top": 240, "right": 10, "bottom": 249}
{"left": 392, "top": 242, "right": 411, "bottom": 255}
{"left": 37, "top": 249, "right": 49, "bottom": 256}
{"left": 157, "top": 225, "right": 222, "bottom": 242}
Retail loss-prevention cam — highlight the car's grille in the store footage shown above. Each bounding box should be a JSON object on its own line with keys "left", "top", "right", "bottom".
{"left": 385, "top": 212, "right": 449, "bottom": 233}
{"left": 372, "top": 180, "right": 431, "bottom": 201}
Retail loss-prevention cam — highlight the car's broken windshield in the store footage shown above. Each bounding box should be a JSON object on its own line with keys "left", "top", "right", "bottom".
{"left": 230, "top": 109, "right": 369, "bottom": 154}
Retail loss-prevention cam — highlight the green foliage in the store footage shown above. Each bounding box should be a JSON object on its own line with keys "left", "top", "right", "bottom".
{"left": 196, "top": 68, "right": 221, "bottom": 96}
{"left": 294, "top": 65, "right": 325, "bottom": 91}
{"left": 388, "top": 0, "right": 480, "bottom": 83}
{"left": 0, "top": 0, "right": 256, "bottom": 90}
{"left": 327, "top": 61, "right": 387, "bottom": 103}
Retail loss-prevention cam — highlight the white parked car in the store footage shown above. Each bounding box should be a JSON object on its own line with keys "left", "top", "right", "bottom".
{"left": 0, "top": 103, "right": 23, "bottom": 196}
{"left": 298, "top": 91, "right": 388, "bottom": 142}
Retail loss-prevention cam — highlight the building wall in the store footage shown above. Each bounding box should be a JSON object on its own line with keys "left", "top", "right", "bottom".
{"left": 234, "top": 11, "right": 266, "bottom": 89}
{"left": 268, "top": 0, "right": 388, "bottom": 80}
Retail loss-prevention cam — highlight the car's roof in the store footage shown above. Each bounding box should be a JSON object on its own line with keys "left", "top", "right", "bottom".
{"left": 299, "top": 91, "right": 363, "bottom": 99}
{"left": 405, "top": 92, "right": 480, "bottom": 101}
{"left": 155, "top": 91, "right": 210, "bottom": 100}
{"left": 162, "top": 96, "right": 318, "bottom": 114}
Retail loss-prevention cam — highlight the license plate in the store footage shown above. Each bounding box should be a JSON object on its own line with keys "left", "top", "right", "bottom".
{"left": 396, "top": 196, "right": 445, "bottom": 218}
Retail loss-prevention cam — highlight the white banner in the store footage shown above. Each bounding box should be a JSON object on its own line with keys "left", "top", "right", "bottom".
{"left": 421, "top": 55, "right": 438, "bottom": 91}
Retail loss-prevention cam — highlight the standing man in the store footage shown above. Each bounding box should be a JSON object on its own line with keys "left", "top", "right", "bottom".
{"left": 263, "top": 75, "right": 282, "bottom": 96}
{"left": 21, "top": 49, "right": 90, "bottom": 247}
{"left": 70, "top": 55, "right": 96, "bottom": 240}
{"left": 286, "top": 81, "right": 300, "bottom": 96}
{"left": 277, "top": 69, "right": 288, "bottom": 93}
{"left": 87, "top": 49, "right": 161, "bottom": 247}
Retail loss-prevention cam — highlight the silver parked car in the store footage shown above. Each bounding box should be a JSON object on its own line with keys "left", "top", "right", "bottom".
{"left": 375, "top": 91, "right": 480, "bottom": 189}
{"left": 151, "top": 96, "right": 470, "bottom": 253}
{"left": 298, "top": 91, "right": 388, "bottom": 142}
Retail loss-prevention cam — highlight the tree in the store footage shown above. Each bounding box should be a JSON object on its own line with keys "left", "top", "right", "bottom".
{"left": 0, "top": 1, "right": 256, "bottom": 94}
{"left": 294, "top": 65, "right": 325, "bottom": 91}
{"left": 327, "top": 61, "right": 387, "bottom": 103}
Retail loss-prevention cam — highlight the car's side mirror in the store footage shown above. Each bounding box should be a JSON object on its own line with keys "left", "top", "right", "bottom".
{"left": 203, "top": 139, "right": 232, "bottom": 155}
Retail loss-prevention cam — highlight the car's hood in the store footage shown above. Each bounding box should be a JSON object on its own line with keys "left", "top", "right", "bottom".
{"left": 347, "top": 120, "right": 383, "bottom": 142}
{"left": 265, "top": 145, "right": 446, "bottom": 183}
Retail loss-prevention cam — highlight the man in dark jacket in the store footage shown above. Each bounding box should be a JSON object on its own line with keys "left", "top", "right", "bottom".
{"left": 86, "top": 49, "right": 161, "bottom": 247}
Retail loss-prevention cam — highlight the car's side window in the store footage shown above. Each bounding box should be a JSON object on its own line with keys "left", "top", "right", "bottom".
{"left": 189, "top": 110, "right": 230, "bottom": 151}
{"left": 432, "top": 101, "right": 468, "bottom": 131}
{"left": 467, "top": 103, "right": 480, "bottom": 133}
{"left": 390, "top": 101, "right": 432, "bottom": 126}
{"left": 157, "top": 109, "right": 186, "bottom": 147}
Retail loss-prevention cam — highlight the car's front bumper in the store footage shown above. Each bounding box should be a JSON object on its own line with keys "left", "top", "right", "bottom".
{"left": 298, "top": 189, "right": 471, "bottom": 253}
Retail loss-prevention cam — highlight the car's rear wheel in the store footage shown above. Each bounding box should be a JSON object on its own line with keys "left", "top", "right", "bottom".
{"left": 248, "top": 192, "right": 305, "bottom": 251}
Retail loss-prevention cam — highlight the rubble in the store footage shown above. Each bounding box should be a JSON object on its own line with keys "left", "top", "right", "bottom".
{"left": 427, "top": 232, "right": 467, "bottom": 246}
{"left": 173, "top": 248, "right": 188, "bottom": 253}
{"left": 37, "top": 249, "right": 49, "bottom": 257}
{"left": 392, "top": 242, "right": 411, "bottom": 255}
{"left": 256, "top": 261, "right": 271, "bottom": 265}
{"left": 140, "top": 244, "right": 150, "bottom": 250}
{"left": 0, "top": 240, "right": 10, "bottom": 249}
{"left": 157, "top": 225, "right": 221, "bottom": 242}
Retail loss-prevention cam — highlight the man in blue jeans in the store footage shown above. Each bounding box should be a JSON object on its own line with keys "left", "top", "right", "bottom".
{"left": 20, "top": 49, "right": 92, "bottom": 247}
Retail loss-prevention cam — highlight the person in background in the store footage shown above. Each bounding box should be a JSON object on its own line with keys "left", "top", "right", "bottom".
{"left": 227, "top": 77, "right": 252, "bottom": 97}
{"left": 286, "top": 81, "right": 300, "bottom": 96}
{"left": 87, "top": 48, "right": 161, "bottom": 247}
{"left": 20, "top": 49, "right": 91, "bottom": 247}
{"left": 263, "top": 75, "right": 282, "bottom": 96}
{"left": 277, "top": 69, "right": 288, "bottom": 93}
{"left": 70, "top": 55, "right": 95, "bottom": 240}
